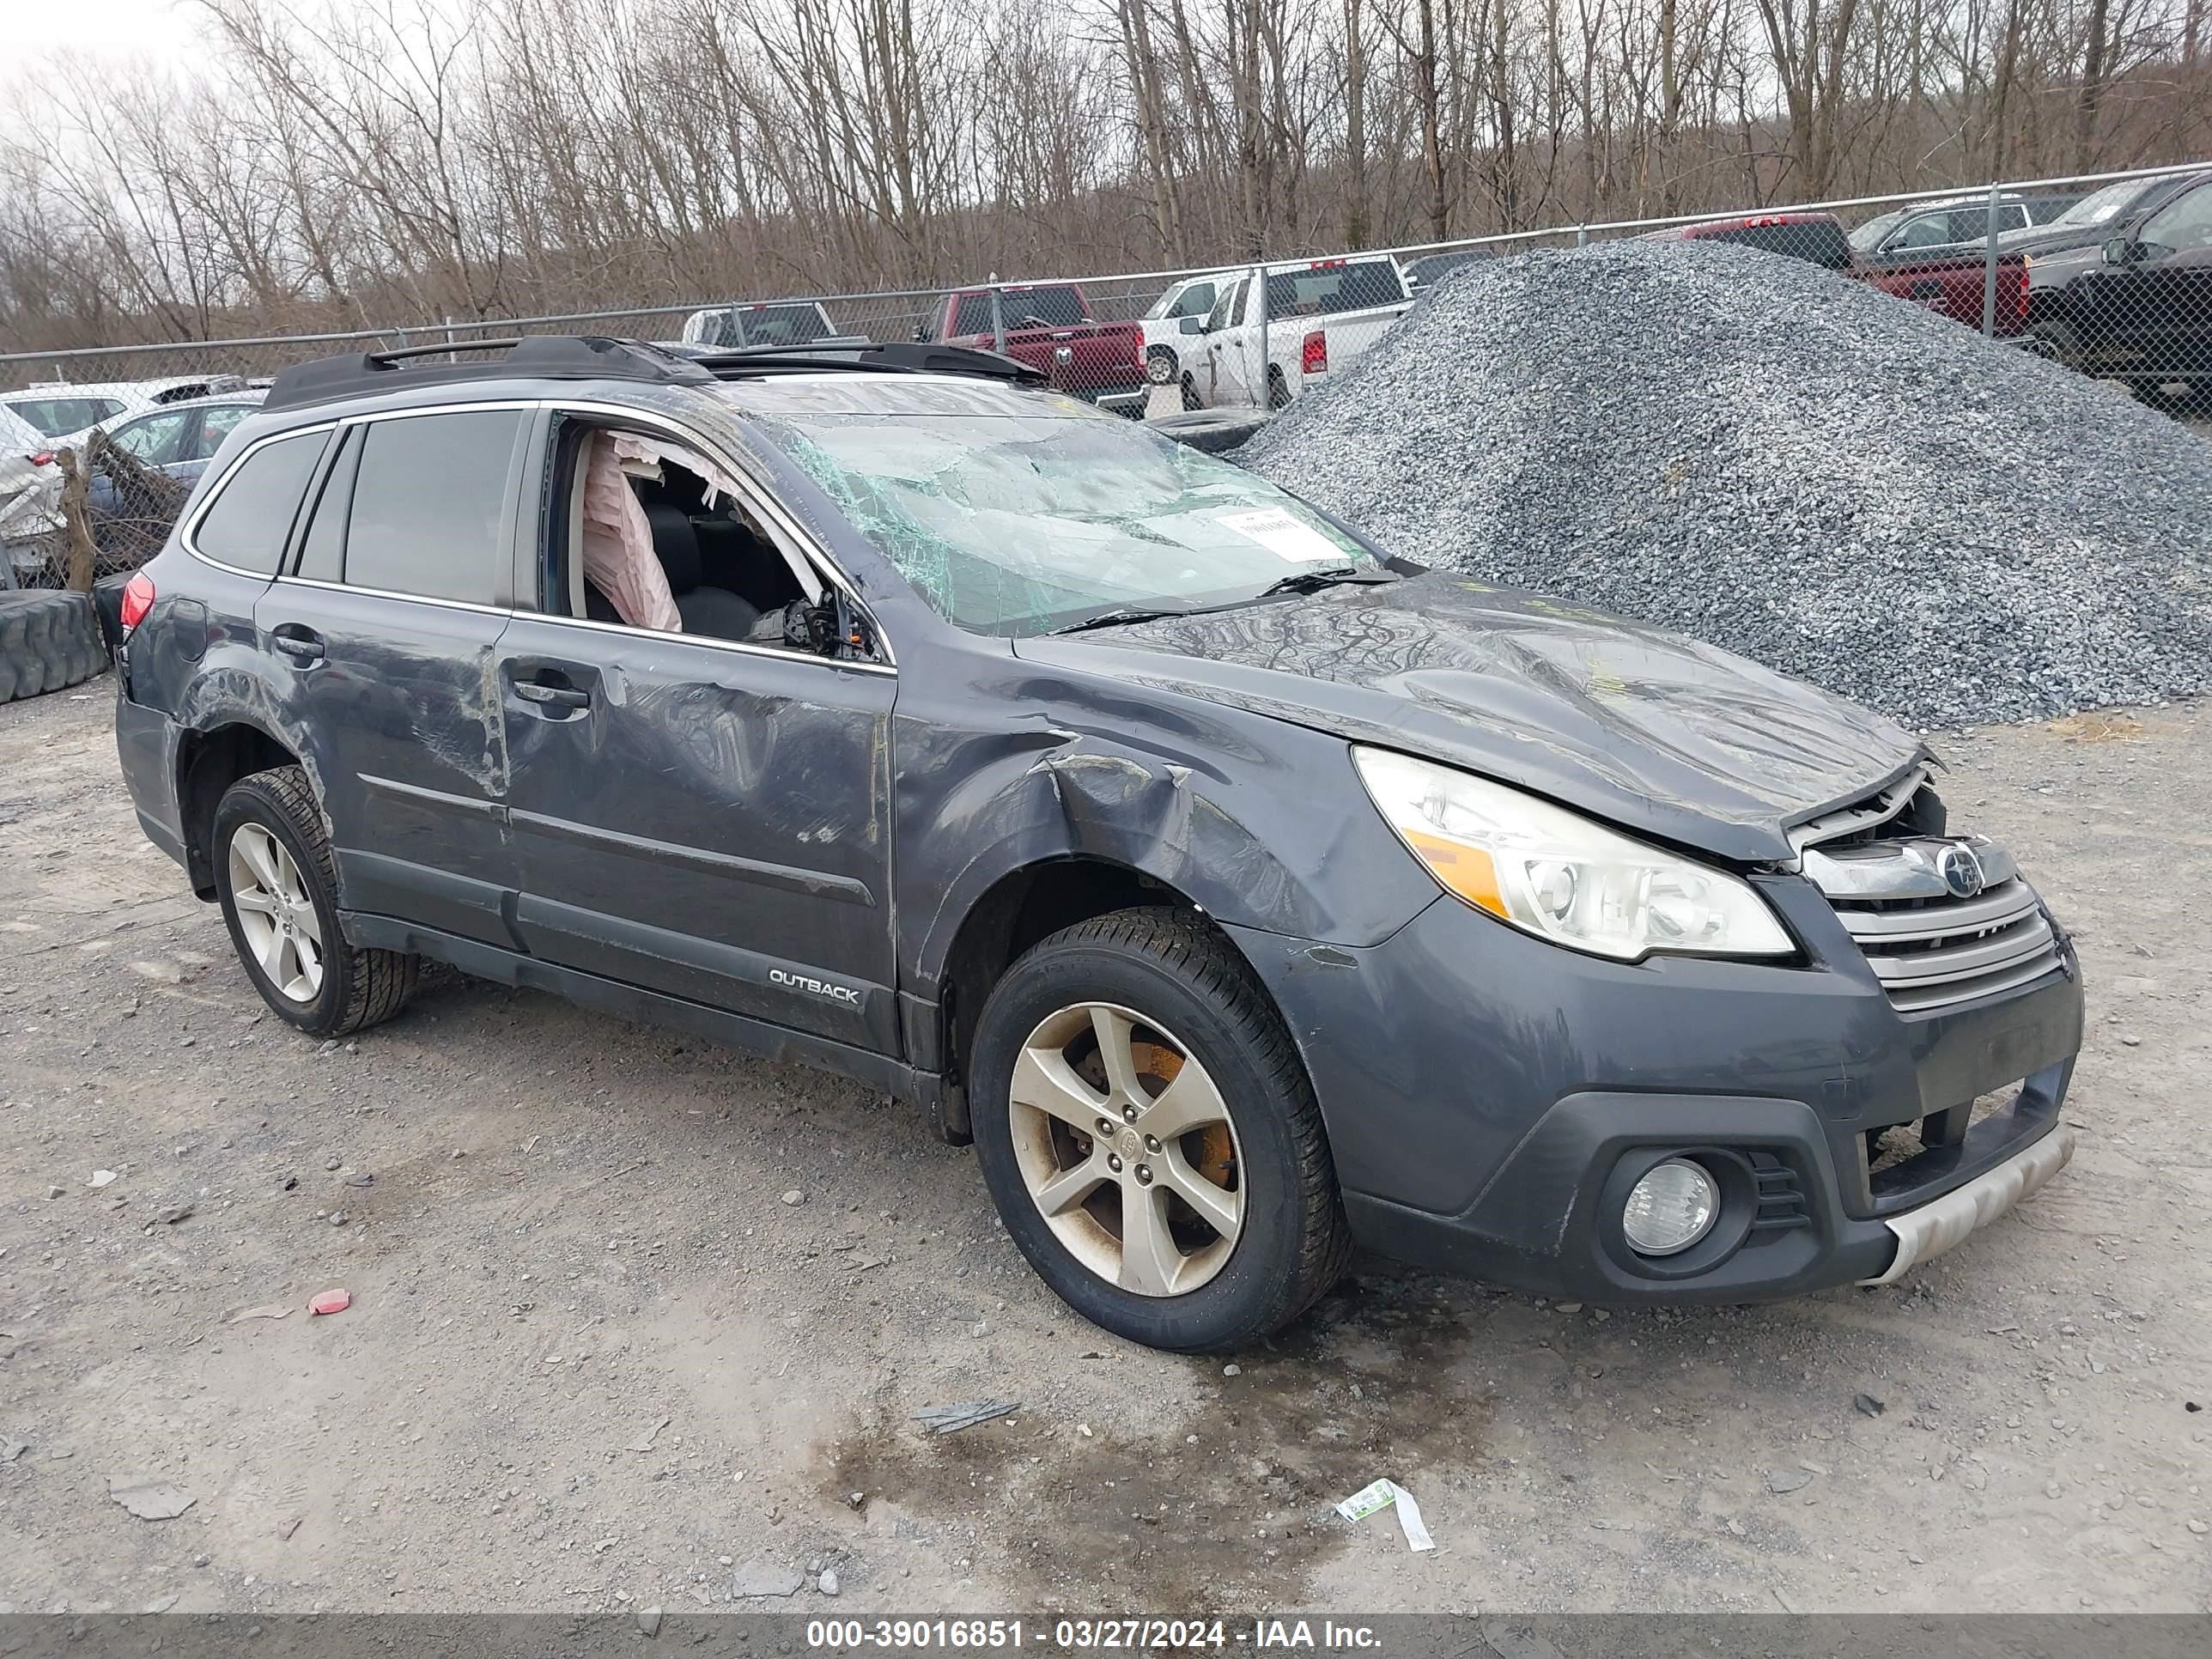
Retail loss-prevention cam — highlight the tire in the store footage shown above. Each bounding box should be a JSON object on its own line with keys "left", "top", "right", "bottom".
{"left": 2029, "top": 317, "right": 2083, "bottom": 371}
{"left": 969, "top": 907, "right": 1350, "bottom": 1352}
{"left": 1179, "top": 373, "right": 1203, "bottom": 412}
{"left": 1266, "top": 367, "right": 1291, "bottom": 411}
{"left": 0, "top": 589, "right": 106, "bottom": 702}
{"left": 1145, "top": 346, "right": 1177, "bottom": 386}
{"left": 213, "top": 765, "right": 418, "bottom": 1036}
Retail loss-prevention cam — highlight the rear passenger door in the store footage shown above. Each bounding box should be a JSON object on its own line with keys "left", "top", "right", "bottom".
{"left": 253, "top": 404, "right": 532, "bottom": 945}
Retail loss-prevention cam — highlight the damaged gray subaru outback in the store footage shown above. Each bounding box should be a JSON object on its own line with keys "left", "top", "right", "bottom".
{"left": 110, "top": 337, "right": 2083, "bottom": 1352}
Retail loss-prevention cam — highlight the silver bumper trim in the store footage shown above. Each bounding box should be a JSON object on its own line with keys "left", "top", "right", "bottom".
{"left": 1857, "top": 1123, "right": 2076, "bottom": 1286}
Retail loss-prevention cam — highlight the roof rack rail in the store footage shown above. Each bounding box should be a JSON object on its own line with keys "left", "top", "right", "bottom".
{"left": 693, "top": 341, "right": 1048, "bottom": 386}
{"left": 264, "top": 334, "right": 714, "bottom": 411}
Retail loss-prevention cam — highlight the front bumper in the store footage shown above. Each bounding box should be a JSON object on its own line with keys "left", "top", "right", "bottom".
{"left": 1087, "top": 387, "right": 1151, "bottom": 416}
{"left": 1228, "top": 873, "right": 2085, "bottom": 1303}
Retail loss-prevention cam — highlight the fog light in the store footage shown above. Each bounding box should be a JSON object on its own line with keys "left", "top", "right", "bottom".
{"left": 1623, "top": 1158, "right": 1719, "bottom": 1255}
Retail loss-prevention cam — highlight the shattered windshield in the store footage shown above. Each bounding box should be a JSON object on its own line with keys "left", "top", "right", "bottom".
{"left": 751, "top": 406, "right": 1378, "bottom": 636}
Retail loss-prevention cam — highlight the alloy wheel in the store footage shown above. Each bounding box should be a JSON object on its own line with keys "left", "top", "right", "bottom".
{"left": 228, "top": 823, "right": 325, "bottom": 1004}
{"left": 1006, "top": 1001, "right": 1245, "bottom": 1297}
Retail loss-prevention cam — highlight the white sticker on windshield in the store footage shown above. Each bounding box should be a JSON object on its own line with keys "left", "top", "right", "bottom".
{"left": 1216, "top": 507, "right": 1345, "bottom": 564}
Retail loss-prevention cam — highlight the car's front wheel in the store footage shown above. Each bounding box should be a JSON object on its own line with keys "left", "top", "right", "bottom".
{"left": 213, "top": 765, "right": 418, "bottom": 1036}
{"left": 2028, "top": 316, "right": 2083, "bottom": 370}
{"left": 969, "top": 908, "right": 1350, "bottom": 1351}
{"left": 1146, "top": 346, "right": 1178, "bottom": 386}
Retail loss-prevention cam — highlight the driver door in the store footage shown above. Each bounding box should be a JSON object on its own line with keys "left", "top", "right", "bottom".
{"left": 2110, "top": 183, "right": 2212, "bottom": 374}
{"left": 1202, "top": 277, "right": 1252, "bottom": 407}
{"left": 497, "top": 410, "right": 902, "bottom": 1055}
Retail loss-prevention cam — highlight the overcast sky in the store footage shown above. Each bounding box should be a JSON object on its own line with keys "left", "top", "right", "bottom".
{"left": 0, "top": 0, "right": 218, "bottom": 91}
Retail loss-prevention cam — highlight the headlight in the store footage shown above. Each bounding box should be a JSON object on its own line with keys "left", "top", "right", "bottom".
{"left": 1352, "top": 747, "right": 1794, "bottom": 961}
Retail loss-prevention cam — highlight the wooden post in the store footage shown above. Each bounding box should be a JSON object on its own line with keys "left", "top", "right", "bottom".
{"left": 58, "top": 446, "right": 99, "bottom": 593}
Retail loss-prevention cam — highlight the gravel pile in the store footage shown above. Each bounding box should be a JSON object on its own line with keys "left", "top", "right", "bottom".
{"left": 1237, "top": 237, "right": 2212, "bottom": 727}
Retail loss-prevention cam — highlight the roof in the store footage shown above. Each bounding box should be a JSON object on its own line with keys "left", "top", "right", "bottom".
{"left": 262, "top": 335, "right": 1045, "bottom": 414}
{"left": 8, "top": 374, "right": 246, "bottom": 402}
{"left": 95, "top": 387, "right": 266, "bottom": 432}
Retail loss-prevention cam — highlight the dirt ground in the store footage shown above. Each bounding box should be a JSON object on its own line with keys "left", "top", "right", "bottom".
{"left": 0, "top": 684, "right": 2205, "bottom": 1620}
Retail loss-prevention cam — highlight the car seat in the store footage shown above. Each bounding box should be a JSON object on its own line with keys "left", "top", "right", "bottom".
{"left": 645, "top": 503, "right": 762, "bottom": 640}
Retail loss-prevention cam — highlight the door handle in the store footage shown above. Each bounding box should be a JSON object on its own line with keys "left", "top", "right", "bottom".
{"left": 514, "top": 680, "right": 591, "bottom": 710}
{"left": 270, "top": 624, "right": 325, "bottom": 664}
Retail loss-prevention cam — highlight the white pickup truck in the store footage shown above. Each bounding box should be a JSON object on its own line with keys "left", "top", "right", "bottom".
{"left": 1172, "top": 255, "right": 1414, "bottom": 411}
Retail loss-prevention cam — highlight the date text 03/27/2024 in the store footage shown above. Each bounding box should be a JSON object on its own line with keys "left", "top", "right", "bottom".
{"left": 803, "top": 1620, "right": 1384, "bottom": 1650}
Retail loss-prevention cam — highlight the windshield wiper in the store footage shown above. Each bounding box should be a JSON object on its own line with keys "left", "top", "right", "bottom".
{"left": 1250, "top": 566, "right": 1397, "bottom": 599}
{"left": 1051, "top": 605, "right": 1190, "bottom": 635}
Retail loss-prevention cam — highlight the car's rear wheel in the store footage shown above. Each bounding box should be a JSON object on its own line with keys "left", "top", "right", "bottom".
{"left": 214, "top": 765, "right": 417, "bottom": 1036}
{"left": 970, "top": 907, "right": 1350, "bottom": 1351}
{"left": 1266, "top": 366, "right": 1291, "bottom": 410}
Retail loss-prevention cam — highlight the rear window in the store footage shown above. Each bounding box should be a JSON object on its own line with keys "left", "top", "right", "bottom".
{"left": 702, "top": 306, "right": 835, "bottom": 348}
{"left": 1264, "top": 259, "right": 1404, "bottom": 316}
{"left": 734, "top": 306, "right": 833, "bottom": 346}
{"left": 952, "top": 287, "right": 1086, "bottom": 334}
{"left": 342, "top": 410, "right": 522, "bottom": 605}
{"left": 1688, "top": 219, "right": 1853, "bottom": 270}
{"left": 193, "top": 431, "right": 326, "bottom": 574}
{"left": 4, "top": 396, "right": 125, "bottom": 438}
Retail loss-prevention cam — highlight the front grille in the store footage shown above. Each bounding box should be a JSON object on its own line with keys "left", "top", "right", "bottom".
{"left": 1830, "top": 878, "right": 2064, "bottom": 1013}
{"left": 1796, "top": 809, "right": 2067, "bottom": 1015}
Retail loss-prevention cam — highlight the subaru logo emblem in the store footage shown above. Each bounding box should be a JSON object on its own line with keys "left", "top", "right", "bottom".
{"left": 1937, "top": 842, "right": 1986, "bottom": 899}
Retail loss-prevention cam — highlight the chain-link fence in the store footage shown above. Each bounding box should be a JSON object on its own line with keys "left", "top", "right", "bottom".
{"left": 1, "top": 430, "right": 194, "bottom": 592}
{"left": 3, "top": 156, "right": 2207, "bottom": 586}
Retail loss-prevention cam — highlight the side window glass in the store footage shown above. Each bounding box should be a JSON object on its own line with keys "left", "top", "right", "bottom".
{"left": 2142, "top": 185, "right": 2212, "bottom": 253}
{"left": 191, "top": 404, "right": 252, "bottom": 459}
{"left": 343, "top": 410, "right": 521, "bottom": 605}
{"left": 192, "top": 431, "right": 326, "bottom": 574}
{"left": 1206, "top": 280, "right": 1243, "bottom": 332}
{"left": 1177, "top": 283, "right": 1216, "bottom": 319}
{"left": 1896, "top": 214, "right": 1954, "bottom": 250}
{"left": 295, "top": 427, "right": 362, "bottom": 582}
{"left": 112, "top": 411, "right": 191, "bottom": 465}
{"left": 952, "top": 294, "right": 994, "bottom": 336}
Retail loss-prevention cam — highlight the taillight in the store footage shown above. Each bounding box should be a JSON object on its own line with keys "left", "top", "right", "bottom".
{"left": 1302, "top": 331, "right": 1328, "bottom": 375}
{"left": 120, "top": 572, "right": 155, "bottom": 634}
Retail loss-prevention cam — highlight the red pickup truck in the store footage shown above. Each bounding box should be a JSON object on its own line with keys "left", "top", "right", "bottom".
{"left": 1647, "top": 211, "right": 2030, "bottom": 334}
{"left": 920, "top": 284, "right": 1151, "bottom": 415}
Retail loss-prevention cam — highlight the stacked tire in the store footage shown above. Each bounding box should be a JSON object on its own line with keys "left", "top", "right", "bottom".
{"left": 0, "top": 589, "right": 108, "bottom": 703}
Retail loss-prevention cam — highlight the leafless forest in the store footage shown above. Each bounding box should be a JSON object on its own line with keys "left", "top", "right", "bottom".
{"left": 3, "top": 0, "right": 2209, "bottom": 351}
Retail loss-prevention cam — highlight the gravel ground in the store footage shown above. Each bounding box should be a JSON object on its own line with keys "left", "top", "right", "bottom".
{"left": 1, "top": 688, "right": 2208, "bottom": 1616}
{"left": 1239, "top": 240, "right": 2212, "bottom": 729}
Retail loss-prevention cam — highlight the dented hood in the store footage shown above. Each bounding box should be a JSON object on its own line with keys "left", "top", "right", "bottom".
{"left": 1012, "top": 572, "right": 1926, "bottom": 864}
